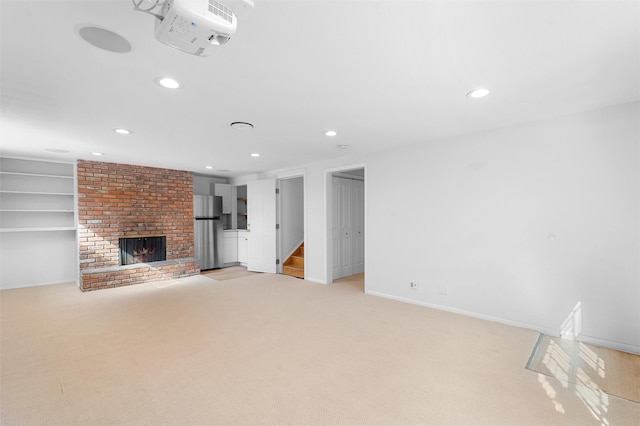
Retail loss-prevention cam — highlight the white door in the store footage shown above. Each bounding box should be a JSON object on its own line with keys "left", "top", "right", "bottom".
{"left": 332, "top": 177, "right": 352, "bottom": 280}
{"left": 352, "top": 179, "right": 365, "bottom": 274}
{"left": 332, "top": 176, "right": 365, "bottom": 280}
{"left": 247, "top": 179, "right": 277, "bottom": 273}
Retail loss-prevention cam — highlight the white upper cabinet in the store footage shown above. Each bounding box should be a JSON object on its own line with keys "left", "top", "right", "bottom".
{"left": 212, "top": 183, "right": 232, "bottom": 214}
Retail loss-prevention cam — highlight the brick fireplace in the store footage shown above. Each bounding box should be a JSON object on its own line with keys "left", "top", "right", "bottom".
{"left": 77, "top": 160, "right": 199, "bottom": 291}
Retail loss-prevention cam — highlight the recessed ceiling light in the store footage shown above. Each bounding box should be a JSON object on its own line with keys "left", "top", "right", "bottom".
{"left": 324, "top": 130, "right": 338, "bottom": 137}
{"left": 205, "top": 165, "right": 214, "bottom": 169}
{"left": 466, "top": 88, "right": 490, "bottom": 98}
{"left": 250, "top": 153, "right": 260, "bottom": 157}
{"left": 155, "top": 77, "right": 180, "bottom": 89}
{"left": 76, "top": 25, "right": 132, "bottom": 53}
{"left": 230, "top": 121, "right": 254, "bottom": 130}
{"left": 91, "top": 152, "right": 104, "bottom": 156}
{"left": 113, "top": 128, "right": 132, "bottom": 135}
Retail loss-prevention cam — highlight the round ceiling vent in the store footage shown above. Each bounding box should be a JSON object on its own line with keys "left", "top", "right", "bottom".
{"left": 230, "top": 121, "right": 254, "bottom": 130}
{"left": 76, "top": 25, "right": 132, "bottom": 53}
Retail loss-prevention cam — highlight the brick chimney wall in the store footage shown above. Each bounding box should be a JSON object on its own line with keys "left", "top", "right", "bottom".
{"left": 77, "top": 160, "right": 199, "bottom": 291}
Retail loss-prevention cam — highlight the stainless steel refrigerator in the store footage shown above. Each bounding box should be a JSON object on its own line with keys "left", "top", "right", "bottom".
{"left": 194, "top": 195, "right": 224, "bottom": 270}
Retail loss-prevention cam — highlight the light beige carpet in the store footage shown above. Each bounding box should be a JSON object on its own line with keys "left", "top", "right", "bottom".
{"left": 200, "top": 265, "right": 260, "bottom": 281}
{"left": 1, "top": 273, "right": 639, "bottom": 425}
{"left": 527, "top": 334, "right": 640, "bottom": 404}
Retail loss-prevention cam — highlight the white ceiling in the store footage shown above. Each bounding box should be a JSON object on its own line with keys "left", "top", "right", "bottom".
{"left": 1, "top": 0, "right": 638, "bottom": 177}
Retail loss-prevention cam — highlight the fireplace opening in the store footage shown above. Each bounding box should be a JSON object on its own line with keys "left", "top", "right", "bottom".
{"left": 119, "top": 235, "right": 167, "bottom": 266}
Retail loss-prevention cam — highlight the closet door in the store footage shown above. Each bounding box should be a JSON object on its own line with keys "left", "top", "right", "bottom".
{"left": 332, "top": 177, "right": 352, "bottom": 280}
{"left": 351, "top": 179, "right": 365, "bottom": 275}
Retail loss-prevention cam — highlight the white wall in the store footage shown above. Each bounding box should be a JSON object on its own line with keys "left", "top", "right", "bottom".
{"left": 366, "top": 102, "right": 639, "bottom": 352}
{"left": 0, "top": 231, "right": 78, "bottom": 289}
{"left": 261, "top": 102, "right": 640, "bottom": 353}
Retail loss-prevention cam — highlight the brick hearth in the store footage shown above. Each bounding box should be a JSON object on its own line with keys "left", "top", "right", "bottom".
{"left": 77, "top": 160, "right": 199, "bottom": 291}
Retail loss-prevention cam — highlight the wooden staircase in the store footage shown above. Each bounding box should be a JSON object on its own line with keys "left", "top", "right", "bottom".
{"left": 283, "top": 243, "right": 304, "bottom": 278}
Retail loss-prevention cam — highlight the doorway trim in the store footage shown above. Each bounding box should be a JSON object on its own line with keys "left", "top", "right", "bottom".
{"left": 324, "top": 163, "right": 367, "bottom": 291}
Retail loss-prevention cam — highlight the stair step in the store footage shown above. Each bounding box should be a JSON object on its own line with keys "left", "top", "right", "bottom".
{"left": 283, "top": 265, "right": 304, "bottom": 278}
{"left": 284, "top": 255, "right": 304, "bottom": 268}
{"left": 283, "top": 242, "right": 304, "bottom": 279}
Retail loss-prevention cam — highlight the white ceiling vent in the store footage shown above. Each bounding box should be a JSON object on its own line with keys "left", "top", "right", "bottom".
{"left": 209, "top": 1, "right": 234, "bottom": 23}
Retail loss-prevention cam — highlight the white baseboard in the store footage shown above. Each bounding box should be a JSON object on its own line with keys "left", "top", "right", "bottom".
{"left": 305, "top": 277, "right": 328, "bottom": 285}
{"left": 576, "top": 334, "right": 640, "bottom": 355}
{"left": 1, "top": 280, "right": 78, "bottom": 291}
{"left": 365, "top": 290, "right": 640, "bottom": 355}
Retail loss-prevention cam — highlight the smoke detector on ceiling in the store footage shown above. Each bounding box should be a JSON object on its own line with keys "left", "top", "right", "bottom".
{"left": 133, "top": 0, "right": 254, "bottom": 56}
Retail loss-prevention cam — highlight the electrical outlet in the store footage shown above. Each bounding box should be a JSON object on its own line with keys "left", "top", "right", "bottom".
{"left": 438, "top": 286, "right": 448, "bottom": 295}
{"left": 410, "top": 281, "right": 419, "bottom": 290}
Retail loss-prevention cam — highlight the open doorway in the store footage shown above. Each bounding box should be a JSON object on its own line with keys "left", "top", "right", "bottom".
{"left": 245, "top": 174, "right": 305, "bottom": 276}
{"left": 277, "top": 175, "right": 305, "bottom": 278}
{"left": 327, "top": 166, "right": 365, "bottom": 290}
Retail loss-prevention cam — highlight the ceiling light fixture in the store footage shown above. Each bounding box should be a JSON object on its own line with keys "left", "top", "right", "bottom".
{"left": 205, "top": 165, "right": 214, "bottom": 169}
{"left": 113, "top": 128, "right": 132, "bottom": 135}
{"left": 250, "top": 153, "right": 260, "bottom": 157}
{"left": 91, "top": 152, "right": 105, "bottom": 156}
{"left": 466, "top": 88, "right": 490, "bottom": 98}
{"left": 155, "top": 77, "right": 180, "bottom": 89}
{"left": 324, "top": 130, "right": 338, "bottom": 137}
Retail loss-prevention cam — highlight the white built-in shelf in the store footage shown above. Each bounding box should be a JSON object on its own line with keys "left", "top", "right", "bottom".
{"left": 0, "top": 190, "right": 74, "bottom": 196}
{"left": 0, "top": 157, "right": 76, "bottom": 233}
{"left": 0, "top": 227, "right": 77, "bottom": 233}
{"left": 0, "top": 209, "right": 74, "bottom": 213}
{"left": 235, "top": 186, "right": 248, "bottom": 230}
{"left": 0, "top": 171, "right": 73, "bottom": 179}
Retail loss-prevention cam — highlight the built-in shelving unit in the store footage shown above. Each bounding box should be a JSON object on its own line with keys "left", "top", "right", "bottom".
{"left": 236, "top": 185, "right": 247, "bottom": 230}
{"left": 0, "top": 157, "right": 78, "bottom": 290}
{"left": 0, "top": 158, "right": 76, "bottom": 232}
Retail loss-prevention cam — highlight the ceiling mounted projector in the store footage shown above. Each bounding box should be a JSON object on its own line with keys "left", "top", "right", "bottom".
{"left": 133, "top": 0, "right": 254, "bottom": 56}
